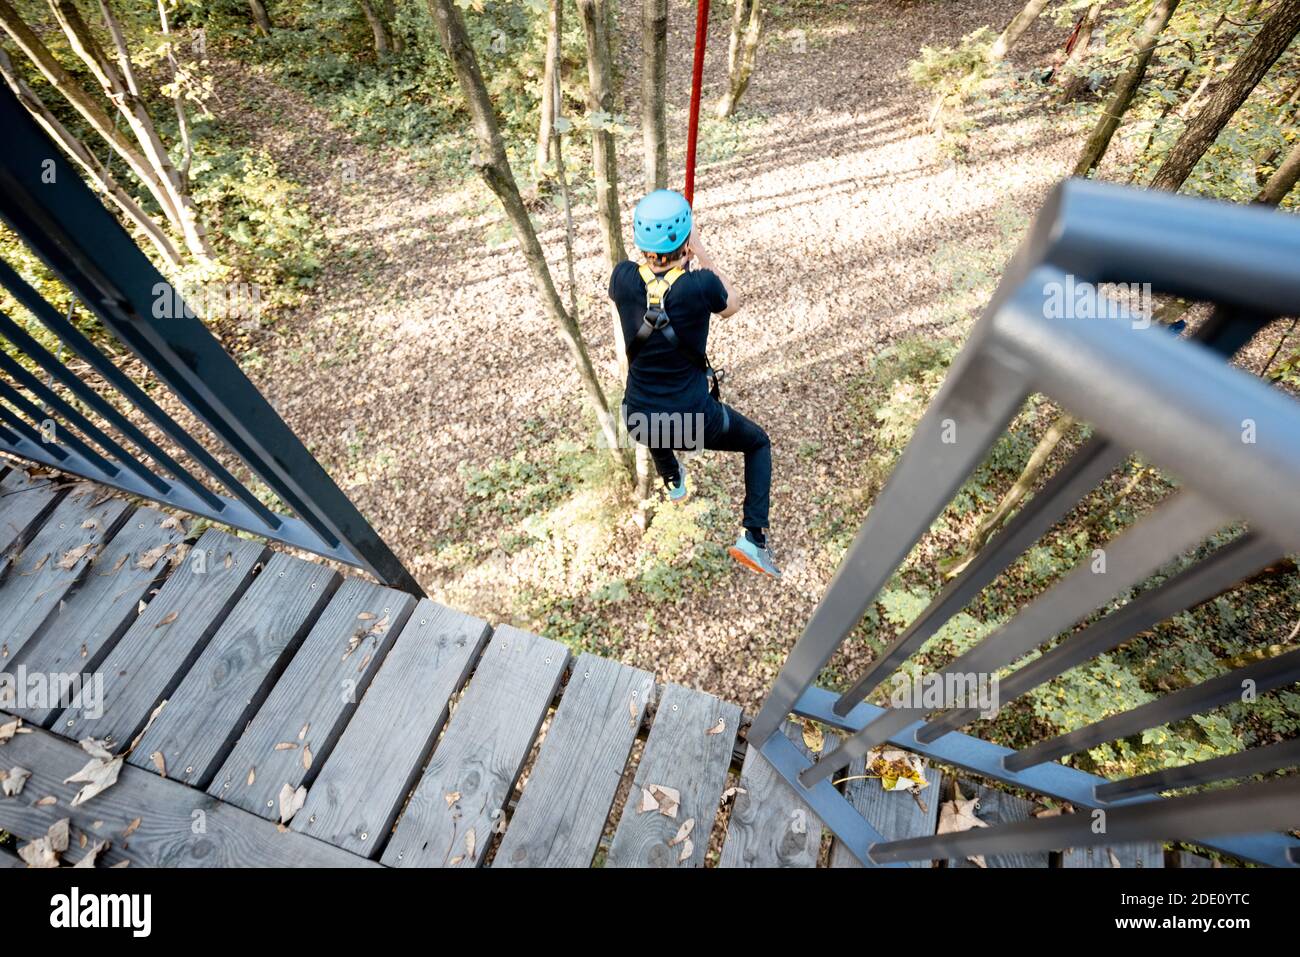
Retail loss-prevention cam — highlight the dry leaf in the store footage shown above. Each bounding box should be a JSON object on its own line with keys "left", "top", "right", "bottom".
{"left": 800, "top": 719, "right": 824, "bottom": 752}
{"left": 159, "top": 515, "right": 184, "bottom": 531}
{"left": 678, "top": 837, "right": 694, "bottom": 863}
{"left": 464, "top": 827, "right": 476, "bottom": 862}
{"left": 135, "top": 543, "right": 172, "bottom": 570}
{"left": 123, "top": 817, "right": 141, "bottom": 839}
{"left": 298, "top": 723, "right": 309, "bottom": 741}
{"left": 247, "top": 767, "right": 256, "bottom": 786}
{"left": 73, "top": 839, "right": 109, "bottom": 868}
{"left": 81, "top": 518, "right": 98, "bottom": 530}
{"left": 668, "top": 818, "right": 694, "bottom": 846}
{"left": 19, "top": 818, "right": 70, "bottom": 867}
{"left": 642, "top": 784, "right": 681, "bottom": 818}
{"left": 274, "top": 742, "right": 298, "bottom": 751}
{"left": 56, "top": 543, "right": 95, "bottom": 570}
{"left": 706, "top": 717, "right": 726, "bottom": 735}
{"left": 721, "top": 786, "right": 746, "bottom": 801}
{"left": 150, "top": 751, "right": 165, "bottom": 776}
{"left": 64, "top": 754, "right": 123, "bottom": 807}
{"left": 80, "top": 738, "right": 114, "bottom": 761}
{"left": 301, "top": 745, "right": 312, "bottom": 770}
{"left": 356, "top": 612, "right": 376, "bottom": 621}
{"left": 2, "top": 766, "right": 30, "bottom": 797}
{"left": 0, "top": 717, "right": 27, "bottom": 743}
{"left": 628, "top": 695, "right": 638, "bottom": 728}
{"left": 937, "top": 796, "right": 988, "bottom": 868}
{"left": 35, "top": 795, "right": 57, "bottom": 807}
{"left": 445, "top": 791, "right": 461, "bottom": 807}
{"left": 31, "top": 553, "right": 49, "bottom": 572}
{"left": 110, "top": 553, "right": 129, "bottom": 573}
{"left": 278, "top": 783, "right": 307, "bottom": 824}
{"left": 155, "top": 611, "right": 179, "bottom": 628}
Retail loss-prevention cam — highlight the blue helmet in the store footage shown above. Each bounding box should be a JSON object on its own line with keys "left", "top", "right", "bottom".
{"left": 633, "top": 189, "right": 693, "bottom": 254}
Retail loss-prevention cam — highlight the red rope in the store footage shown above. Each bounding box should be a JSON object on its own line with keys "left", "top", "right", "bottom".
{"left": 684, "top": 0, "right": 710, "bottom": 206}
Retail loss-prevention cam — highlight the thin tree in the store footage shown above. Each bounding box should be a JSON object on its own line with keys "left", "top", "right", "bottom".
{"left": 1073, "top": 0, "right": 1181, "bottom": 178}
{"left": 358, "top": 0, "right": 393, "bottom": 58}
{"left": 987, "top": 0, "right": 1049, "bottom": 62}
{"left": 1150, "top": 0, "right": 1300, "bottom": 191}
{"left": 0, "top": 0, "right": 194, "bottom": 254}
{"left": 157, "top": 0, "right": 195, "bottom": 189}
{"left": 641, "top": 0, "right": 667, "bottom": 190}
{"left": 0, "top": 46, "right": 182, "bottom": 268}
{"left": 535, "top": 0, "right": 561, "bottom": 178}
{"left": 716, "top": 0, "right": 762, "bottom": 117}
{"left": 425, "top": 0, "right": 630, "bottom": 473}
{"left": 249, "top": 0, "right": 272, "bottom": 35}
{"left": 1255, "top": 136, "right": 1300, "bottom": 204}
{"left": 50, "top": 0, "right": 214, "bottom": 260}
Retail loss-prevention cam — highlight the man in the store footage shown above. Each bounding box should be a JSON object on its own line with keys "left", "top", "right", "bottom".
{"left": 608, "top": 189, "right": 779, "bottom": 579}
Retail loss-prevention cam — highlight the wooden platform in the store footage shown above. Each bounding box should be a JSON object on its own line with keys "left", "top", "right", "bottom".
{"left": 0, "top": 469, "right": 1215, "bottom": 868}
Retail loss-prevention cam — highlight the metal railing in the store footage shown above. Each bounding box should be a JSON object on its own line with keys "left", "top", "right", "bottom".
{"left": 0, "top": 86, "right": 420, "bottom": 593}
{"left": 751, "top": 178, "right": 1300, "bottom": 868}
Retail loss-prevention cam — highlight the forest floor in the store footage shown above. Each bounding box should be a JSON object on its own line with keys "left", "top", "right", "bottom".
{"left": 208, "top": 0, "right": 1291, "bottom": 721}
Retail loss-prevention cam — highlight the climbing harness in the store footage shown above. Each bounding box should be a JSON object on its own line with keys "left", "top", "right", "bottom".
{"left": 627, "top": 263, "right": 723, "bottom": 400}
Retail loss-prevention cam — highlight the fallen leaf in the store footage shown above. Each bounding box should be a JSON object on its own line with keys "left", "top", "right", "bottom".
{"left": 150, "top": 752, "right": 165, "bottom": 775}
{"left": 155, "top": 611, "right": 179, "bottom": 628}
{"left": 278, "top": 783, "right": 307, "bottom": 824}
{"left": 0, "top": 717, "right": 31, "bottom": 744}
{"left": 73, "top": 839, "right": 109, "bottom": 868}
{"left": 937, "top": 795, "right": 988, "bottom": 868}
{"left": 445, "top": 791, "right": 461, "bottom": 807}
{"left": 721, "top": 786, "right": 746, "bottom": 800}
{"left": 464, "top": 827, "right": 476, "bottom": 862}
{"left": 64, "top": 755, "right": 123, "bottom": 807}
{"left": 81, "top": 518, "right": 98, "bottom": 530}
{"left": 678, "top": 837, "right": 694, "bottom": 863}
{"left": 298, "top": 723, "right": 309, "bottom": 741}
{"left": 122, "top": 817, "right": 141, "bottom": 839}
{"left": 356, "top": 612, "right": 376, "bottom": 621}
{"left": 274, "top": 742, "right": 298, "bottom": 751}
{"left": 2, "top": 766, "right": 31, "bottom": 797}
{"left": 134, "top": 543, "right": 172, "bottom": 570}
{"left": 19, "top": 818, "right": 70, "bottom": 867}
{"left": 31, "top": 553, "right": 49, "bottom": 572}
{"left": 247, "top": 767, "right": 256, "bottom": 786}
{"left": 56, "top": 543, "right": 95, "bottom": 570}
{"left": 35, "top": 795, "right": 57, "bottom": 807}
{"left": 668, "top": 818, "right": 694, "bottom": 846}
{"left": 159, "top": 515, "right": 184, "bottom": 531}
{"left": 800, "top": 719, "right": 824, "bottom": 752}
{"left": 111, "top": 553, "right": 129, "bottom": 572}
{"left": 79, "top": 738, "right": 114, "bottom": 761}
{"left": 642, "top": 784, "right": 680, "bottom": 818}
{"left": 301, "top": 745, "right": 312, "bottom": 770}
{"left": 706, "top": 717, "right": 726, "bottom": 735}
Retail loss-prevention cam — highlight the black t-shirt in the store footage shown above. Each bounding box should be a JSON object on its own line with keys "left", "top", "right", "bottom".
{"left": 608, "top": 260, "right": 728, "bottom": 414}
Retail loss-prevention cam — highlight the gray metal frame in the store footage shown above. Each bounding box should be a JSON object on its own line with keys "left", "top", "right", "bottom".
{"left": 0, "top": 86, "right": 420, "bottom": 592}
{"left": 749, "top": 178, "right": 1300, "bottom": 868}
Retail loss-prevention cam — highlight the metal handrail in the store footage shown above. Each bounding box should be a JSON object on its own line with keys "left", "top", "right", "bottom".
{"left": 751, "top": 178, "right": 1300, "bottom": 868}
{"left": 0, "top": 86, "right": 420, "bottom": 593}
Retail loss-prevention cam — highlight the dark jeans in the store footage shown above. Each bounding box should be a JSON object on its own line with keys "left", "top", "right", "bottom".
{"left": 628, "top": 400, "right": 771, "bottom": 532}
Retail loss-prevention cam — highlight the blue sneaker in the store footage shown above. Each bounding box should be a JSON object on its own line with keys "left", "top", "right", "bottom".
{"left": 665, "top": 464, "right": 688, "bottom": 503}
{"left": 728, "top": 532, "right": 782, "bottom": 579}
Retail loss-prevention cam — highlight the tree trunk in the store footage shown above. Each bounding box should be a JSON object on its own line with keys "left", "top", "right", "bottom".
{"left": 426, "top": 0, "right": 630, "bottom": 475}
{"left": 1255, "top": 136, "right": 1300, "bottom": 205}
{"left": 51, "top": 0, "right": 214, "bottom": 261}
{"left": 1073, "top": 0, "right": 1181, "bottom": 178}
{"left": 535, "top": 0, "right": 561, "bottom": 177}
{"left": 0, "top": 47, "right": 182, "bottom": 269}
{"left": 1150, "top": 0, "right": 1300, "bottom": 191}
{"left": 157, "top": 0, "right": 194, "bottom": 186}
{"left": 358, "top": 0, "right": 393, "bottom": 58}
{"left": 716, "top": 0, "right": 762, "bottom": 118}
{"left": 641, "top": 0, "right": 667, "bottom": 190}
{"left": 576, "top": 0, "right": 627, "bottom": 266}
{"left": 0, "top": 0, "right": 184, "bottom": 241}
{"left": 1057, "top": 2, "right": 1103, "bottom": 101}
{"left": 988, "top": 0, "right": 1049, "bottom": 61}
{"left": 249, "top": 0, "right": 272, "bottom": 34}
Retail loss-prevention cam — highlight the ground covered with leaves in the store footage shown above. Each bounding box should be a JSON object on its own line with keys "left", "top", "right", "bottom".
{"left": 207, "top": 0, "right": 1297, "bottom": 781}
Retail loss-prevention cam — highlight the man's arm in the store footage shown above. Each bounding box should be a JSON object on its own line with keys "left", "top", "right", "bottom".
{"left": 688, "top": 231, "right": 742, "bottom": 317}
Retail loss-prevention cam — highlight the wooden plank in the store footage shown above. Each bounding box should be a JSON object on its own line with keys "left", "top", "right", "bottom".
{"left": 0, "top": 485, "right": 131, "bottom": 663}
{"left": 380, "top": 626, "right": 569, "bottom": 868}
{"left": 0, "top": 722, "right": 375, "bottom": 867}
{"left": 830, "top": 761, "right": 943, "bottom": 868}
{"left": 0, "top": 469, "right": 66, "bottom": 560}
{"left": 946, "top": 781, "right": 1050, "bottom": 868}
{"left": 720, "top": 721, "right": 826, "bottom": 868}
{"left": 52, "top": 529, "right": 268, "bottom": 749}
{"left": 607, "top": 683, "right": 741, "bottom": 868}
{"left": 1062, "top": 842, "right": 1164, "bottom": 868}
{"left": 293, "top": 601, "right": 491, "bottom": 857}
{"left": 127, "top": 552, "right": 340, "bottom": 787}
{"left": 0, "top": 849, "right": 23, "bottom": 868}
{"left": 209, "top": 577, "right": 418, "bottom": 818}
{"left": 1172, "top": 849, "right": 1215, "bottom": 868}
{"left": 494, "top": 653, "right": 652, "bottom": 868}
{"left": 7, "top": 507, "right": 188, "bottom": 726}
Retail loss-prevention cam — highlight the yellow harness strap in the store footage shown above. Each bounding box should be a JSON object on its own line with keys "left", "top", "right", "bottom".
{"left": 638, "top": 263, "right": 686, "bottom": 308}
